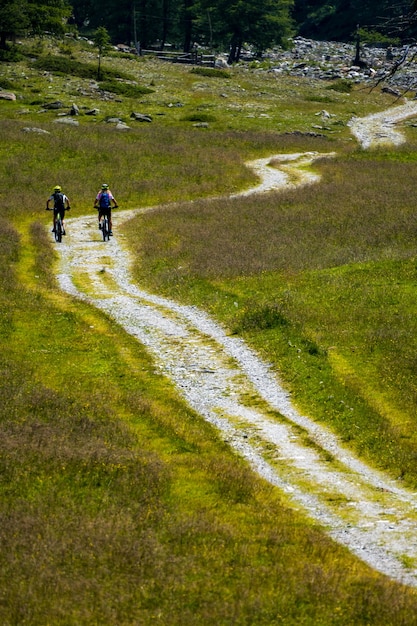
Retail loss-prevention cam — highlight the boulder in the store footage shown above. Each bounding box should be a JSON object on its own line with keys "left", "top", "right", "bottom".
{"left": 43, "top": 100, "right": 64, "bottom": 109}
{"left": 0, "top": 92, "right": 16, "bottom": 101}
{"left": 130, "top": 112, "right": 152, "bottom": 122}
{"left": 22, "top": 127, "right": 50, "bottom": 134}
{"left": 53, "top": 117, "right": 79, "bottom": 126}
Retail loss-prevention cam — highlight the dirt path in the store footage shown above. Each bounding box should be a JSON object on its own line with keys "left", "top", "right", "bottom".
{"left": 348, "top": 99, "right": 417, "bottom": 148}
{"left": 56, "top": 106, "right": 417, "bottom": 587}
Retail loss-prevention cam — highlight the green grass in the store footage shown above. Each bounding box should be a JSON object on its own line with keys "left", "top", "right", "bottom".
{"left": 2, "top": 35, "right": 417, "bottom": 624}
{"left": 126, "top": 146, "right": 417, "bottom": 487}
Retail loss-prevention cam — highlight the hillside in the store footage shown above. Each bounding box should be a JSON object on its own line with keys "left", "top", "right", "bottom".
{"left": 2, "top": 36, "right": 417, "bottom": 624}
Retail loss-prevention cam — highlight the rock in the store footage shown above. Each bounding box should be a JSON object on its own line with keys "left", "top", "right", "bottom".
{"left": 116, "top": 122, "right": 130, "bottom": 130}
{"left": 105, "top": 117, "right": 123, "bottom": 123}
{"left": 382, "top": 86, "right": 401, "bottom": 97}
{"left": 315, "top": 109, "right": 331, "bottom": 118}
{"left": 193, "top": 122, "right": 209, "bottom": 128}
{"left": 130, "top": 112, "right": 152, "bottom": 122}
{"left": 70, "top": 103, "right": 80, "bottom": 116}
{"left": 53, "top": 117, "right": 79, "bottom": 126}
{"left": 22, "top": 127, "right": 50, "bottom": 134}
{"left": 215, "top": 58, "right": 229, "bottom": 69}
{"left": 43, "top": 100, "right": 64, "bottom": 109}
{"left": 0, "top": 91, "right": 16, "bottom": 101}
{"left": 85, "top": 108, "right": 99, "bottom": 116}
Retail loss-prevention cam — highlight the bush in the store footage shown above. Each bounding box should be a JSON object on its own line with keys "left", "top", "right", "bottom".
{"left": 98, "top": 79, "right": 154, "bottom": 97}
{"left": 181, "top": 112, "right": 217, "bottom": 123}
{"left": 234, "top": 303, "right": 288, "bottom": 333}
{"left": 0, "top": 78, "right": 15, "bottom": 90}
{"left": 33, "top": 55, "right": 131, "bottom": 81}
{"left": 0, "top": 46, "right": 24, "bottom": 62}
{"left": 325, "top": 79, "right": 353, "bottom": 93}
{"left": 190, "top": 66, "right": 230, "bottom": 79}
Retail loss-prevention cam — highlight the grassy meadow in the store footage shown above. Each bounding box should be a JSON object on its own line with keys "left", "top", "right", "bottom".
{"left": 2, "top": 37, "right": 417, "bottom": 624}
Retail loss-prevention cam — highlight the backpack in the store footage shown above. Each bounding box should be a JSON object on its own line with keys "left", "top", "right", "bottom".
{"left": 99, "top": 191, "right": 111, "bottom": 209}
{"left": 53, "top": 191, "right": 65, "bottom": 212}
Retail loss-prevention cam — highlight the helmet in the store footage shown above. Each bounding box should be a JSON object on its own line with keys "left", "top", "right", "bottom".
{"left": 54, "top": 185, "right": 61, "bottom": 192}
{"left": 101, "top": 183, "right": 109, "bottom": 190}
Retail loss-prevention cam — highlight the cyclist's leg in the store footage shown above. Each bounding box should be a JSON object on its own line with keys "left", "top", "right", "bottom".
{"left": 98, "top": 210, "right": 103, "bottom": 228}
{"left": 108, "top": 208, "right": 112, "bottom": 233}
{"left": 53, "top": 208, "right": 58, "bottom": 231}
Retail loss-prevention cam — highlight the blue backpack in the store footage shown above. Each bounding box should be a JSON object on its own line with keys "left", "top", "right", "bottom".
{"left": 99, "top": 191, "right": 111, "bottom": 209}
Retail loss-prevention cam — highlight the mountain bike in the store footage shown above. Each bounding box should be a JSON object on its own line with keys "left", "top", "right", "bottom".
{"left": 100, "top": 212, "right": 110, "bottom": 241}
{"left": 99, "top": 206, "right": 117, "bottom": 241}
{"left": 54, "top": 212, "right": 63, "bottom": 243}
{"left": 46, "top": 208, "right": 65, "bottom": 243}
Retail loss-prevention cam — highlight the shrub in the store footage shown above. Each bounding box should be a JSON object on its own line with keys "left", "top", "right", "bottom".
{"left": 33, "top": 55, "right": 132, "bottom": 81}
{"left": 180, "top": 112, "right": 217, "bottom": 123}
{"left": 0, "top": 78, "right": 15, "bottom": 90}
{"left": 234, "top": 303, "right": 288, "bottom": 333}
{"left": 325, "top": 79, "right": 353, "bottom": 93}
{"left": 0, "top": 46, "right": 24, "bottom": 62}
{"left": 98, "top": 79, "right": 154, "bottom": 97}
{"left": 190, "top": 66, "right": 230, "bottom": 79}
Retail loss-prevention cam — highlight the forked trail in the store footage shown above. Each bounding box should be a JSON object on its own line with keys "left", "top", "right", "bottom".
{"left": 57, "top": 104, "right": 417, "bottom": 587}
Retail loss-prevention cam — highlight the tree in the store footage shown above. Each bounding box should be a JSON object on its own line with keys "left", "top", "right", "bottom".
{"left": 0, "top": 0, "right": 71, "bottom": 49}
{"left": 292, "top": 0, "right": 415, "bottom": 42}
{"left": 0, "top": 0, "right": 30, "bottom": 48}
{"left": 28, "top": 0, "right": 72, "bottom": 37}
{"left": 93, "top": 25, "right": 111, "bottom": 79}
{"left": 197, "top": 0, "right": 294, "bottom": 63}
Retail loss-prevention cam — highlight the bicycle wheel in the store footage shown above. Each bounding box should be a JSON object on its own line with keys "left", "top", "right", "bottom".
{"left": 55, "top": 214, "right": 62, "bottom": 243}
{"left": 102, "top": 216, "right": 109, "bottom": 241}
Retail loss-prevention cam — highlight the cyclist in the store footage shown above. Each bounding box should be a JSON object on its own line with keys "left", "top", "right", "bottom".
{"left": 94, "top": 183, "right": 118, "bottom": 236}
{"left": 46, "top": 185, "right": 71, "bottom": 234}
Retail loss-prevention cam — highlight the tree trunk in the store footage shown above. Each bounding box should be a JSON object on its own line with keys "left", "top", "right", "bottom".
{"left": 228, "top": 34, "right": 241, "bottom": 64}
{"left": 183, "top": 0, "right": 193, "bottom": 52}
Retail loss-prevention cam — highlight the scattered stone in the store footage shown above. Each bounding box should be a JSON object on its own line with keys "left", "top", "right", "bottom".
{"left": 215, "top": 58, "right": 229, "bottom": 69}
{"left": 193, "top": 122, "right": 209, "bottom": 128}
{"left": 0, "top": 91, "right": 16, "bottom": 101}
{"left": 53, "top": 117, "right": 79, "bottom": 126}
{"left": 85, "top": 108, "right": 99, "bottom": 116}
{"left": 22, "top": 127, "right": 50, "bottom": 134}
{"left": 382, "top": 86, "right": 402, "bottom": 97}
{"left": 116, "top": 122, "right": 130, "bottom": 130}
{"left": 43, "top": 100, "right": 64, "bottom": 109}
{"left": 105, "top": 117, "right": 123, "bottom": 123}
{"left": 285, "top": 130, "right": 326, "bottom": 138}
{"left": 315, "top": 109, "right": 332, "bottom": 119}
{"left": 70, "top": 103, "right": 80, "bottom": 116}
{"left": 130, "top": 111, "right": 152, "bottom": 122}
{"left": 261, "top": 36, "right": 417, "bottom": 95}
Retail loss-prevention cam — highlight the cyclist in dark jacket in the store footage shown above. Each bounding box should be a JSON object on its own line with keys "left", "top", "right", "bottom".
{"left": 46, "top": 185, "right": 71, "bottom": 234}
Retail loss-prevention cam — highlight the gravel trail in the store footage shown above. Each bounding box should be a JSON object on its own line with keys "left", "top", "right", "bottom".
{"left": 56, "top": 112, "right": 417, "bottom": 587}
{"left": 348, "top": 99, "right": 417, "bottom": 148}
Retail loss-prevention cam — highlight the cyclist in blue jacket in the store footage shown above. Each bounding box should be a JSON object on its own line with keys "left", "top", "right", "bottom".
{"left": 94, "top": 183, "right": 118, "bottom": 235}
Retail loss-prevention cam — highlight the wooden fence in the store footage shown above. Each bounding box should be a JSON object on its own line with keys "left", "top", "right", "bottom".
{"left": 140, "top": 48, "right": 216, "bottom": 67}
